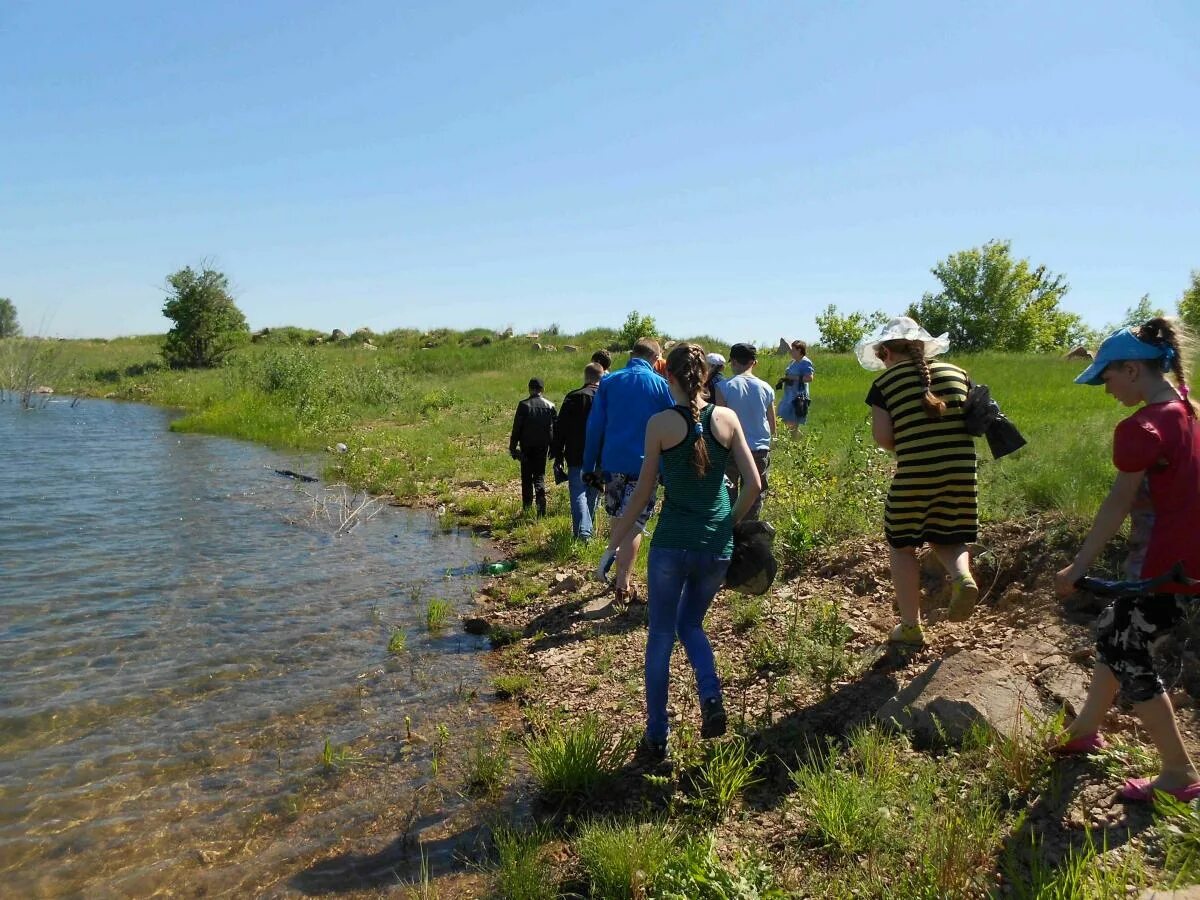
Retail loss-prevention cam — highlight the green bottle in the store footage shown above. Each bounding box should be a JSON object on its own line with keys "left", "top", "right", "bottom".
{"left": 483, "top": 561, "right": 516, "bottom": 575}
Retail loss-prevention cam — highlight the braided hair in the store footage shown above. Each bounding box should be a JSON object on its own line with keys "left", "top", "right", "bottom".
{"left": 666, "top": 343, "right": 712, "bottom": 476}
{"left": 1136, "top": 317, "right": 1199, "bottom": 416}
{"left": 881, "top": 338, "right": 946, "bottom": 419}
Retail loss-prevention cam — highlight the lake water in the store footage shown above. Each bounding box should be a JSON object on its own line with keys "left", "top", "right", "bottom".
{"left": 0, "top": 398, "right": 492, "bottom": 896}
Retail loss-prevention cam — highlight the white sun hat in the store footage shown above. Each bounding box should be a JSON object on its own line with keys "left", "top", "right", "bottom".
{"left": 854, "top": 316, "right": 951, "bottom": 371}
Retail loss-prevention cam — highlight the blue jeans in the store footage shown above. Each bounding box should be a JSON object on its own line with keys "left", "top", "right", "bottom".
{"left": 567, "top": 465, "right": 599, "bottom": 539}
{"left": 644, "top": 547, "right": 731, "bottom": 742}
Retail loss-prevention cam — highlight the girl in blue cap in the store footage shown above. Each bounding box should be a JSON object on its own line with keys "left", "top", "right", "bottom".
{"left": 1055, "top": 317, "right": 1200, "bottom": 803}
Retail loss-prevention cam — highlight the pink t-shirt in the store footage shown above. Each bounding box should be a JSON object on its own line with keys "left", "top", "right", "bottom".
{"left": 1112, "top": 400, "right": 1200, "bottom": 593}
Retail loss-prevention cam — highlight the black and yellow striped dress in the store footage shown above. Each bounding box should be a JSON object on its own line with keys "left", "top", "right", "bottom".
{"left": 865, "top": 360, "right": 977, "bottom": 548}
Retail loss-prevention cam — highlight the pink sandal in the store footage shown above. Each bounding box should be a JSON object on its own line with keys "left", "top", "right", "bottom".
{"left": 1049, "top": 732, "right": 1108, "bottom": 756}
{"left": 1118, "top": 777, "right": 1200, "bottom": 803}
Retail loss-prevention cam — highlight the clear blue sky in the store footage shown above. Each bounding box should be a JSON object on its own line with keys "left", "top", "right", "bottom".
{"left": 2, "top": 1, "right": 1197, "bottom": 344}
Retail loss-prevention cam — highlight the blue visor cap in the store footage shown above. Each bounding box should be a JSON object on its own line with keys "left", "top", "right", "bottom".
{"left": 1075, "top": 327, "right": 1170, "bottom": 385}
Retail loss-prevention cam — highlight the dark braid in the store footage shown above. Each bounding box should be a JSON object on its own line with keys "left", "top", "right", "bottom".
{"left": 666, "top": 343, "right": 712, "bottom": 476}
{"left": 883, "top": 339, "right": 945, "bottom": 418}
{"left": 1137, "top": 317, "right": 1200, "bottom": 416}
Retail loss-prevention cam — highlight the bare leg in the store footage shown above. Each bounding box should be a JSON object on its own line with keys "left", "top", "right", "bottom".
{"left": 1132, "top": 692, "right": 1200, "bottom": 789}
{"left": 931, "top": 543, "right": 971, "bottom": 580}
{"left": 889, "top": 546, "right": 921, "bottom": 627}
{"left": 1063, "top": 663, "right": 1119, "bottom": 739}
{"left": 615, "top": 531, "right": 642, "bottom": 594}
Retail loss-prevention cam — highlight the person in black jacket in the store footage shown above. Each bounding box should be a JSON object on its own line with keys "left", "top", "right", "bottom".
{"left": 509, "top": 378, "right": 556, "bottom": 516}
{"left": 552, "top": 363, "right": 603, "bottom": 540}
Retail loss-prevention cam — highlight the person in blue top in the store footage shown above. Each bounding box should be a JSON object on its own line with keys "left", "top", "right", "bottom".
{"left": 597, "top": 343, "right": 761, "bottom": 760}
{"left": 775, "top": 340, "right": 815, "bottom": 433}
{"left": 582, "top": 338, "right": 674, "bottom": 604}
{"left": 715, "top": 342, "right": 776, "bottom": 520}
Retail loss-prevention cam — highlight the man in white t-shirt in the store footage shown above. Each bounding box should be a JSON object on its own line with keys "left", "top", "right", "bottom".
{"left": 714, "top": 342, "right": 775, "bottom": 520}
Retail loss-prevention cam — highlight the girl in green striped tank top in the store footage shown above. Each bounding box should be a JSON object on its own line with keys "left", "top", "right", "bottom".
{"left": 600, "top": 343, "right": 762, "bottom": 759}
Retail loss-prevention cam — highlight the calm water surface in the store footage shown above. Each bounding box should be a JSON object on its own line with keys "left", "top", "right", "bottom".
{"left": 0, "top": 398, "right": 491, "bottom": 896}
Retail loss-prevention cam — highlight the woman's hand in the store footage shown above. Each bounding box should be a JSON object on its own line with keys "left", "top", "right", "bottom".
{"left": 1054, "top": 562, "right": 1085, "bottom": 597}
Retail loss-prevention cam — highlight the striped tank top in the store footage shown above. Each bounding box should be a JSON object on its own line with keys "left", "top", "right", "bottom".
{"left": 867, "top": 360, "right": 978, "bottom": 547}
{"left": 651, "top": 405, "right": 734, "bottom": 556}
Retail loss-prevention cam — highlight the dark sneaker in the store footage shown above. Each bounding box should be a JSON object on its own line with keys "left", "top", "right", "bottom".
{"left": 635, "top": 735, "right": 668, "bottom": 765}
{"left": 700, "top": 696, "right": 727, "bottom": 739}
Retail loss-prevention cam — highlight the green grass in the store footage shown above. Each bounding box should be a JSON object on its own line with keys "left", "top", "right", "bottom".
{"left": 319, "top": 737, "right": 363, "bottom": 774}
{"left": 524, "top": 714, "right": 637, "bottom": 808}
{"left": 492, "top": 673, "right": 532, "bottom": 699}
{"left": 424, "top": 598, "right": 453, "bottom": 632}
{"left": 573, "top": 818, "right": 677, "bottom": 899}
{"left": 687, "top": 737, "right": 763, "bottom": 821}
{"left": 387, "top": 629, "right": 407, "bottom": 653}
{"left": 46, "top": 331, "right": 1129, "bottom": 565}
{"left": 490, "top": 825, "right": 558, "bottom": 900}
{"left": 462, "top": 733, "right": 511, "bottom": 797}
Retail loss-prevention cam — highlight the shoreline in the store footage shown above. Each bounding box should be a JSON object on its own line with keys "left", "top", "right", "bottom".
{"left": 26, "top": 334, "right": 1200, "bottom": 894}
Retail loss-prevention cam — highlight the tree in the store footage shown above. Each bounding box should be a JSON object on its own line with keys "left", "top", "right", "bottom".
{"left": 906, "top": 240, "right": 1085, "bottom": 352}
{"left": 616, "top": 310, "right": 658, "bottom": 351}
{"left": 1178, "top": 270, "right": 1200, "bottom": 333}
{"left": 161, "top": 265, "right": 249, "bottom": 368}
{"left": 814, "top": 305, "right": 888, "bottom": 352}
{"left": 0, "top": 298, "right": 19, "bottom": 338}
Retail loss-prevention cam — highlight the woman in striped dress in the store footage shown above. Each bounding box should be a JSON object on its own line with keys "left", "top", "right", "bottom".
{"left": 856, "top": 317, "right": 979, "bottom": 646}
{"left": 598, "top": 343, "right": 761, "bottom": 760}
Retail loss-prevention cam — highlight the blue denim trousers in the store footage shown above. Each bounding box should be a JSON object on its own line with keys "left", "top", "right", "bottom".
{"left": 567, "top": 465, "right": 599, "bottom": 539}
{"left": 644, "top": 547, "right": 731, "bottom": 742}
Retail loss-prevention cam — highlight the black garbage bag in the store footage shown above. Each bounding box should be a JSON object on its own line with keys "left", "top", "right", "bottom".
{"left": 962, "top": 384, "right": 1027, "bottom": 460}
{"left": 724, "top": 519, "right": 778, "bottom": 595}
{"left": 984, "top": 417, "right": 1028, "bottom": 460}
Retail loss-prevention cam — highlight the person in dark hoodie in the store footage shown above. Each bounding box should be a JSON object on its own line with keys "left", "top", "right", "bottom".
{"left": 509, "top": 377, "right": 556, "bottom": 516}
{"left": 552, "top": 362, "right": 604, "bottom": 540}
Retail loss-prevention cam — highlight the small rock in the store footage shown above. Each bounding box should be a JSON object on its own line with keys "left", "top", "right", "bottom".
{"left": 996, "top": 586, "right": 1025, "bottom": 612}
{"left": 582, "top": 596, "right": 618, "bottom": 619}
{"left": 1069, "top": 646, "right": 1095, "bottom": 663}
{"left": 334, "top": 442, "right": 348, "bottom": 453}
{"left": 547, "top": 574, "right": 582, "bottom": 596}
{"left": 876, "top": 650, "right": 1046, "bottom": 745}
{"left": 462, "top": 617, "right": 491, "bottom": 635}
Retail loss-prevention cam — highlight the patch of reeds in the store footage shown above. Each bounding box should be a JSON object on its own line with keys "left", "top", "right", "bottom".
{"left": 687, "top": 737, "right": 763, "bottom": 821}
{"left": 425, "top": 598, "right": 453, "bottom": 631}
{"left": 573, "top": 819, "right": 676, "bottom": 900}
{"left": 524, "top": 714, "right": 636, "bottom": 807}
{"left": 490, "top": 825, "right": 558, "bottom": 900}
{"left": 492, "top": 673, "right": 532, "bottom": 700}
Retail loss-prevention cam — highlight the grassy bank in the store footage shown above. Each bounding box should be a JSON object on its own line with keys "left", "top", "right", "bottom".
{"left": 31, "top": 328, "right": 1200, "bottom": 897}
{"left": 47, "top": 328, "right": 1121, "bottom": 555}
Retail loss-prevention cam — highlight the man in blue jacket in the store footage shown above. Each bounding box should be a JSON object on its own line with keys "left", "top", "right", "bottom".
{"left": 582, "top": 338, "right": 673, "bottom": 604}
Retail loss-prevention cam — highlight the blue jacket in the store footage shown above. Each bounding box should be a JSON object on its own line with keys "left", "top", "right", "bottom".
{"left": 582, "top": 356, "right": 674, "bottom": 477}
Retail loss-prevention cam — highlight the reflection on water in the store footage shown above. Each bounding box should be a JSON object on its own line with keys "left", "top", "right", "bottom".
{"left": 0, "top": 398, "right": 490, "bottom": 896}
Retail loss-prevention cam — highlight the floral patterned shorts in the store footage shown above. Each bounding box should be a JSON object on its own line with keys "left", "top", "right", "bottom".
{"left": 603, "top": 473, "right": 658, "bottom": 533}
